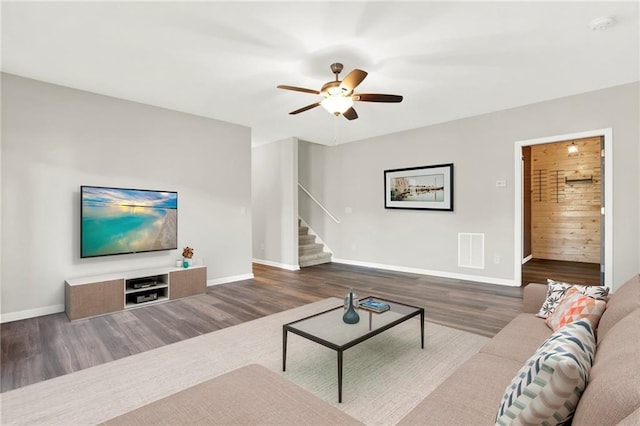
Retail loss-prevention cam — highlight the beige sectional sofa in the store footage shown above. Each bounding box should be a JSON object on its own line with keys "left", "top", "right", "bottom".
{"left": 400, "top": 274, "right": 640, "bottom": 425}
{"left": 105, "top": 275, "right": 640, "bottom": 425}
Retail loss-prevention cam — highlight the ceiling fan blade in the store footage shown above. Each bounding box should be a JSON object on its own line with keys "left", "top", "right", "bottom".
{"left": 277, "top": 85, "right": 320, "bottom": 95}
{"left": 290, "top": 102, "right": 321, "bottom": 115}
{"left": 354, "top": 93, "right": 403, "bottom": 103}
{"left": 340, "top": 69, "right": 368, "bottom": 92}
{"left": 343, "top": 107, "right": 358, "bottom": 120}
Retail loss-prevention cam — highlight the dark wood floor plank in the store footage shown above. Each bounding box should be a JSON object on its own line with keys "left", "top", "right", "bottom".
{"left": 522, "top": 258, "right": 600, "bottom": 286}
{"left": 1, "top": 259, "right": 596, "bottom": 392}
{"left": 104, "top": 310, "right": 168, "bottom": 354}
{"left": 0, "top": 319, "right": 45, "bottom": 391}
{"left": 128, "top": 304, "right": 196, "bottom": 345}
{"left": 88, "top": 315, "right": 138, "bottom": 361}
{"left": 37, "top": 314, "right": 80, "bottom": 380}
{"left": 67, "top": 319, "right": 116, "bottom": 371}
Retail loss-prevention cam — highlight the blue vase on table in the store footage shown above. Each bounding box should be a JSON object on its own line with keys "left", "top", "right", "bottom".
{"left": 343, "top": 290, "right": 360, "bottom": 324}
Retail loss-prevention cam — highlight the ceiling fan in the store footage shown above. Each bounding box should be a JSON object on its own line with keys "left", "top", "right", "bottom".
{"left": 277, "top": 63, "right": 403, "bottom": 120}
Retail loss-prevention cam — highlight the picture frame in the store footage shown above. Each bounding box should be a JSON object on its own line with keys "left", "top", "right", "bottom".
{"left": 384, "top": 163, "right": 454, "bottom": 211}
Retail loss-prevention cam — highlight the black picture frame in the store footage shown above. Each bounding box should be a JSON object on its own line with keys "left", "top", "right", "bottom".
{"left": 384, "top": 163, "right": 454, "bottom": 211}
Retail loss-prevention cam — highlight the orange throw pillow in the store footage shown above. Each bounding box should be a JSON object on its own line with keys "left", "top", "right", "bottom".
{"left": 545, "top": 287, "right": 607, "bottom": 332}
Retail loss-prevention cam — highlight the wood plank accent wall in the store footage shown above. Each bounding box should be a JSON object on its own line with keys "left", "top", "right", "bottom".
{"left": 530, "top": 137, "right": 601, "bottom": 263}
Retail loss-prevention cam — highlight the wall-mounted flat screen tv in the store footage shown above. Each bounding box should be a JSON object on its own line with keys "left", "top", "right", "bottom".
{"left": 81, "top": 186, "right": 178, "bottom": 258}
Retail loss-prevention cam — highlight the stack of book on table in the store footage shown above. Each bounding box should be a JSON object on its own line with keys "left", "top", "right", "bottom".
{"left": 359, "top": 299, "right": 390, "bottom": 313}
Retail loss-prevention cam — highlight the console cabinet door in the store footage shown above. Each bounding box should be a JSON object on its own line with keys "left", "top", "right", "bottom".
{"left": 65, "top": 279, "right": 124, "bottom": 320}
{"left": 170, "top": 267, "right": 206, "bottom": 300}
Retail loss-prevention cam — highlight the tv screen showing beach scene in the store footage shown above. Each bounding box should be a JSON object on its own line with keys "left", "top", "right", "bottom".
{"left": 81, "top": 186, "right": 178, "bottom": 258}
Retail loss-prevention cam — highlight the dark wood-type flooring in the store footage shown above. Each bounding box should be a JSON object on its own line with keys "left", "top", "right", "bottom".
{"left": 1, "top": 260, "right": 595, "bottom": 393}
{"left": 522, "top": 258, "right": 601, "bottom": 286}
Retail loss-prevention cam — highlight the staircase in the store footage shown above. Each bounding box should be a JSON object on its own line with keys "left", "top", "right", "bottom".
{"left": 298, "top": 221, "right": 332, "bottom": 267}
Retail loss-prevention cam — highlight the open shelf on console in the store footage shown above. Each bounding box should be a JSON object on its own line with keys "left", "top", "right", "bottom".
{"left": 125, "top": 275, "right": 168, "bottom": 293}
{"left": 124, "top": 274, "right": 169, "bottom": 308}
{"left": 125, "top": 287, "right": 169, "bottom": 308}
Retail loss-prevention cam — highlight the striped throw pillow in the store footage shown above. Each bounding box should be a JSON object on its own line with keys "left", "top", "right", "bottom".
{"left": 495, "top": 319, "right": 595, "bottom": 426}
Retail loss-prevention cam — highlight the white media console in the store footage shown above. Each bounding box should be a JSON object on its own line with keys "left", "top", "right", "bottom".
{"left": 65, "top": 265, "right": 207, "bottom": 320}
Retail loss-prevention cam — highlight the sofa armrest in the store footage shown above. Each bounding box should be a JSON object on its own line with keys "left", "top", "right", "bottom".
{"left": 102, "top": 364, "right": 363, "bottom": 425}
{"left": 523, "top": 283, "right": 548, "bottom": 314}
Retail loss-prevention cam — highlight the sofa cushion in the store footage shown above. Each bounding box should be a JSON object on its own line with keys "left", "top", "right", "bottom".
{"left": 398, "top": 353, "right": 523, "bottom": 426}
{"left": 573, "top": 310, "right": 640, "bottom": 425}
{"left": 545, "top": 287, "right": 606, "bottom": 331}
{"left": 536, "top": 279, "right": 609, "bottom": 319}
{"left": 495, "top": 320, "right": 595, "bottom": 426}
{"left": 480, "top": 313, "right": 551, "bottom": 364}
{"left": 597, "top": 274, "right": 639, "bottom": 341}
{"left": 617, "top": 407, "right": 640, "bottom": 426}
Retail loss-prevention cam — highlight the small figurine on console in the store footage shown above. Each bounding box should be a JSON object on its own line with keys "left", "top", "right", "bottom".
{"left": 182, "top": 246, "right": 194, "bottom": 268}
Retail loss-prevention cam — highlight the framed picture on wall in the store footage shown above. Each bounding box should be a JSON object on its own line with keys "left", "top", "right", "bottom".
{"left": 384, "top": 163, "right": 454, "bottom": 211}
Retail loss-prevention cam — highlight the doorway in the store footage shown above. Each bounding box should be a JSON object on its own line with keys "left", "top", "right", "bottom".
{"left": 514, "top": 129, "right": 613, "bottom": 288}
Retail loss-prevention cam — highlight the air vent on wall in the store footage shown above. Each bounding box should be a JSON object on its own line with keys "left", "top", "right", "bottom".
{"left": 458, "top": 233, "right": 485, "bottom": 269}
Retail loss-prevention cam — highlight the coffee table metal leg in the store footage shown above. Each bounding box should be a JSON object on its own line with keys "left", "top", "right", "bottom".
{"left": 337, "top": 350, "right": 343, "bottom": 403}
{"left": 420, "top": 310, "right": 425, "bottom": 349}
{"left": 282, "top": 327, "right": 288, "bottom": 371}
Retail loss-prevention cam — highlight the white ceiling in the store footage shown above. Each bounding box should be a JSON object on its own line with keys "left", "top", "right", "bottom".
{"left": 2, "top": 1, "right": 638, "bottom": 146}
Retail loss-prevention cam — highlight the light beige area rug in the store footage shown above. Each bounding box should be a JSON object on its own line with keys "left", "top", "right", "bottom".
{"left": 1, "top": 298, "right": 489, "bottom": 425}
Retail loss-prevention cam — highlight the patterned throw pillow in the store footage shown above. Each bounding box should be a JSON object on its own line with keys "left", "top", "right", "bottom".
{"left": 545, "top": 287, "right": 607, "bottom": 332}
{"left": 495, "top": 320, "right": 595, "bottom": 426}
{"left": 536, "top": 279, "right": 609, "bottom": 319}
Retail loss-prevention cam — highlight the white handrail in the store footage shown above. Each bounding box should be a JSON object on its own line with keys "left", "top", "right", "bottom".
{"left": 298, "top": 183, "right": 341, "bottom": 224}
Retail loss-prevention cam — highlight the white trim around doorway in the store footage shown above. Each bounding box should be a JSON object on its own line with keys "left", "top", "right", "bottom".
{"left": 514, "top": 128, "right": 613, "bottom": 288}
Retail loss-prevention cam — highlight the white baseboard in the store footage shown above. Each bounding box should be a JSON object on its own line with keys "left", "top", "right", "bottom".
{"left": 252, "top": 258, "right": 300, "bottom": 271}
{"left": 1, "top": 304, "right": 65, "bottom": 323}
{"left": 207, "top": 273, "right": 255, "bottom": 286}
{"left": 332, "top": 258, "right": 518, "bottom": 287}
{"left": 522, "top": 255, "right": 533, "bottom": 264}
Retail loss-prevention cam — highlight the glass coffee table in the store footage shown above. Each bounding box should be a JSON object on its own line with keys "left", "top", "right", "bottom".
{"left": 282, "top": 296, "right": 424, "bottom": 403}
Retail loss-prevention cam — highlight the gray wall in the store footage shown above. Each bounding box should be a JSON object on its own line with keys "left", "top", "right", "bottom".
{"left": 252, "top": 138, "right": 298, "bottom": 269}
{"left": 299, "top": 83, "right": 639, "bottom": 290}
{"left": 1, "top": 73, "right": 253, "bottom": 321}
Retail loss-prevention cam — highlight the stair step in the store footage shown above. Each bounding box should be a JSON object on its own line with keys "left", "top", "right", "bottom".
{"left": 299, "top": 243, "right": 323, "bottom": 256}
{"left": 299, "top": 252, "right": 332, "bottom": 268}
{"left": 298, "top": 234, "right": 315, "bottom": 245}
{"left": 297, "top": 219, "right": 330, "bottom": 267}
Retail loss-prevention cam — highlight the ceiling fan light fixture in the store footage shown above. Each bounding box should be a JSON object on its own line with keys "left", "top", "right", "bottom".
{"left": 321, "top": 95, "right": 353, "bottom": 116}
{"left": 278, "top": 62, "right": 401, "bottom": 119}
{"left": 321, "top": 81, "right": 349, "bottom": 96}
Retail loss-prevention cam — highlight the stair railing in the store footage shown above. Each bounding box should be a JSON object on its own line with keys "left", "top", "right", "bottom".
{"left": 298, "top": 183, "right": 341, "bottom": 224}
